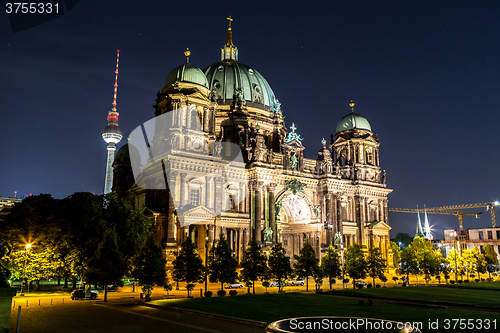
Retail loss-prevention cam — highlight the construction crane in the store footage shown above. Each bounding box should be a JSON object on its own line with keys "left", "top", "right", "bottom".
{"left": 389, "top": 201, "right": 499, "bottom": 233}
{"left": 425, "top": 202, "right": 499, "bottom": 228}
{"left": 389, "top": 207, "right": 482, "bottom": 233}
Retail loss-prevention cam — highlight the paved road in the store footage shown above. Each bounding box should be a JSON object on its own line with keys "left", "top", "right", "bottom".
{"left": 10, "top": 300, "right": 266, "bottom": 333}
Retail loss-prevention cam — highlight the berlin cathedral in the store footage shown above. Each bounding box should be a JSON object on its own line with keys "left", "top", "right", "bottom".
{"left": 111, "top": 20, "right": 393, "bottom": 266}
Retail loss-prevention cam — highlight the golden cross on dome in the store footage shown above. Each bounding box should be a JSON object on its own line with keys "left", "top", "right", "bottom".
{"left": 227, "top": 16, "right": 233, "bottom": 30}
{"left": 349, "top": 99, "right": 355, "bottom": 112}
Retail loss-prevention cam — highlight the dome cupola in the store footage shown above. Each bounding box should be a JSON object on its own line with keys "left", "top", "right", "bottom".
{"left": 335, "top": 100, "right": 372, "bottom": 134}
{"left": 164, "top": 49, "right": 209, "bottom": 89}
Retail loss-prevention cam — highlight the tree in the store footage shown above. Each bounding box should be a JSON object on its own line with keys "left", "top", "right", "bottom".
{"left": 393, "top": 233, "right": 413, "bottom": 248}
{"left": 410, "top": 237, "right": 442, "bottom": 284}
{"left": 447, "top": 248, "right": 461, "bottom": 282}
{"left": 268, "top": 242, "right": 292, "bottom": 292}
{"left": 344, "top": 244, "right": 367, "bottom": 288}
{"left": 85, "top": 229, "right": 124, "bottom": 302}
{"left": 320, "top": 245, "right": 341, "bottom": 290}
{"left": 366, "top": 247, "right": 387, "bottom": 287}
{"left": 293, "top": 241, "right": 320, "bottom": 292}
{"left": 172, "top": 238, "right": 204, "bottom": 297}
{"left": 0, "top": 194, "right": 62, "bottom": 290}
{"left": 398, "top": 246, "right": 418, "bottom": 284}
{"left": 471, "top": 247, "right": 487, "bottom": 280}
{"left": 208, "top": 234, "right": 238, "bottom": 291}
{"left": 239, "top": 240, "right": 267, "bottom": 294}
{"left": 389, "top": 241, "right": 401, "bottom": 268}
{"left": 131, "top": 234, "right": 167, "bottom": 300}
{"left": 483, "top": 244, "right": 499, "bottom": 279}
{"left": 461, "top": 249, "right": 476, "bottom": 281}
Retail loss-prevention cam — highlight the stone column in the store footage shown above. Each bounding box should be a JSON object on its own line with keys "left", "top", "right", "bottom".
{"left": 214, "top": 177, "right": 223, "bottom": 215}
{"left": 205, "top": 176, "right": 212, "bottom": 209}
{"left": 180, "top": 173, "right": 187, "bottom": 207}
{"left": 253, "top": 181, "right": 263, "bottom": 244}
{"left": 268, "top": 183, "right": 277, "bottom": 243}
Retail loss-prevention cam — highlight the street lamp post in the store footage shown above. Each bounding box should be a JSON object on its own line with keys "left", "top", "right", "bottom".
{"left": 176, "top": 246, "right": 181, "bottom": 290}
{"left": 20, "top": 243, "right": 31, "bottom": 296}
{"left": 205, "top": 235, "right": 209, "bottom": 294}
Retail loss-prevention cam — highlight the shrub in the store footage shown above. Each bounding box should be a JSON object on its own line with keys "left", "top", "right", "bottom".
{"left": 204, "top": 291, "right": 213, "bottom": 298}
{"left": 376, "top": 284, "right": 381, "bottom": 288}
{"left": 217, "top": 289, "right": 226, "bottom": 297}
{"left": 486, "top": 278, "right": 493, "bottom": 282}
{"left": 229, "top": 290, "right": 237, "bottom": 296}
{"left": 450, "top": 280, "right": 455, "bottom": 284}
{"left": 367, "top": 283, "right": 372, "bottom": 289}
{"left": 356, "top": 284, "right": 364, "bottom": 289}
{"left": 474, "top": 279, "right": 480, "bottom": 283}
{"left": 464, "top": 280, "right": 470, "bottom": 283}
{"left": 457, "top": 280, "right": 463, "bottom": 284}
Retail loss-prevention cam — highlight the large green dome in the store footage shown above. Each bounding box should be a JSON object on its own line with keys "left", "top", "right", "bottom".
{"left": 204, "top": 61, "right": 280, "bottom": 113}
{"left": 164, "top": 62, "right": 208, "bottom": 88}
{"left": 336, "top": 112, "right": 372, "bottom": 134}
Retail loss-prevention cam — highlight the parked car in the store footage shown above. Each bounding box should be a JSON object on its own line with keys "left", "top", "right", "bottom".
{"left": 269, "top": 281, "right": 285, "bottom": 287}
{"left": 225, "top": 283, "right": 244, "bottom": 289}
{"left": 288, "top": 280, "right": 305, "bottom": 286}
{"left": 355, "top": 281, "right": 368, "bottom": 287}
{"left": 70, "top": 289, "right": 98, "bottom": 300}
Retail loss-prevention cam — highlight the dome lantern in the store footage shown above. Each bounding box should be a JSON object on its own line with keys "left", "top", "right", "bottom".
{"left": 221, "top": 16, "right": 238, "bottom": 61}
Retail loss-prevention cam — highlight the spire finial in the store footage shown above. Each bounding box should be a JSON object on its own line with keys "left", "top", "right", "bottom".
{"left": 221, "top": 16, "right": 238, "bottom": 61}
{"left": 184, "top": 48, "right": 191, "bottom": 63}
{"left": 349, "top": 99, "right": 355, "bottom": 113}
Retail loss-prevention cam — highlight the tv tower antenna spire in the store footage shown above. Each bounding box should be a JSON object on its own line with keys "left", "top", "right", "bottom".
{"left": 102, "top": 50, "right": 123, "bottom": 194}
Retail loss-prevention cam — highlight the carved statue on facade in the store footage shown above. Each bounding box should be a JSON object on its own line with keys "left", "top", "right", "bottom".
{"left": 263, "top": 226, "right": 273, "bottom": 243}
{"left": 313, "top": 205, "right": 322, "bottom": 219}
{"left": 290, "top": 153, "right": 298, "bottom": 170}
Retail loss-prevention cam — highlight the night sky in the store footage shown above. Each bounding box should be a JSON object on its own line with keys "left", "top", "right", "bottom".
{"left": 2, "top": 1, "right": 499, "bottom": 238}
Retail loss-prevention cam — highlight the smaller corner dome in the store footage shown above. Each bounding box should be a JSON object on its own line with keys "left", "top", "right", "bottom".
{"left": 335, "top": 112, "right": 372, "bottom": 134}
{"left": 164, "top": 62, "right": 209, "bottom": 88}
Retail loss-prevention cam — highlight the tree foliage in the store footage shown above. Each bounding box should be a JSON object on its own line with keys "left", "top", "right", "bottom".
{"left": 85, "top": 229, "right": 124, "bottom": 301}
{"left": 366, "top": 247, "right": 387, "bottom": 287}
{"left": 131, "top": 234, "right": 167, "bottom": 299}
{"left": 239, "top": 240, "right": 267, "bottom": 294}
{"left": 344, "top": 244, "right": 367, "bottom": 288}
{"left": 320, "top": 245, "right": 341, "bottom": 290}
{"left": 208, "top": 234, "right": 238, "bottom": 291}
{"left": 172, "top": 238, "right": 204, "bottom": 297}
{"left": 293, "top": 242, "right": 320, "bottom": 291}
{"left": 268, "top": 242, "right": 292, "bottom": 292}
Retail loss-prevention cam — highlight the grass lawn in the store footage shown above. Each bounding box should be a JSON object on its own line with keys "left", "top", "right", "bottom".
{"left": 440, "top": 281, "right": 500, "bottom": 290}
{"left": 151, "top": 292, "right": 498, "bottom": 332}
{"left": 335, "top": 285, "right": 500, "bottom": 308}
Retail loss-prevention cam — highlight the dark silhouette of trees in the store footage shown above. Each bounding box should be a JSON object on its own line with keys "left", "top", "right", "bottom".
{"left": 208, "top": 234, "right": 238, "bottom": 291}
{"left": 172, "top": 238, "right": 204, "bottom": 297}
{"left": 320, "top": 245, "right": 341, "bottom": 290}
{"left": 294, "top": 241, "right": 320, "bottom": 291}
{"left": 366, "top": 247, "right": 387, "bottom": 287}
{"left": 85, "top": 229, "right": 124, "bottom": 301}
{"left": 268, "top": 242, "right": 292, "bottom": 292}
{"left": 239, "top": 240, "right": 267, "bottom": 294}
{"left": 131, "top": 234, "right": 167, "bottom": 300}
{"left": 345, "top": 244, "right": 367, "bottom": 288}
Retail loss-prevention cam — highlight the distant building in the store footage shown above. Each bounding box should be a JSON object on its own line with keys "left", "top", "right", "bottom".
{"left": 443, "top": 227, "right": 500, "bottom": 261}
{"left": 0, "top": 197, "right": 22, "bottom": 222}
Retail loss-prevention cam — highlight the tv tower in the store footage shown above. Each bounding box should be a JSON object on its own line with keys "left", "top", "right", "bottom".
{"left": 102, "top": 50, "right": 123, "bottom": 194}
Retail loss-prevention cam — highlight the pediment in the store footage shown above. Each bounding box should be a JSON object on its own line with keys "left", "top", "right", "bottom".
{"left": 367, "top": 220, "right": 391, "bottom": 230}
{"left": 177, "top": 205, "right": 215, "bottom": 227}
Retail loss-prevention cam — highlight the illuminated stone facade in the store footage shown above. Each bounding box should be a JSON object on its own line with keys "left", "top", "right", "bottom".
{"left": 112, "top": 26, "right": 393, "bottom": 265}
